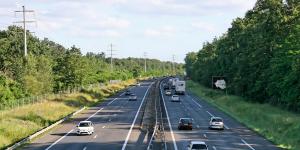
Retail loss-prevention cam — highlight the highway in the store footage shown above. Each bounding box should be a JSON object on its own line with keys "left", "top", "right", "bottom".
{"left": 24, "top": 80, "right": 154, "bottom": 150}
{"left": 160, "top": 79, "right": 280, "bottom": 150}
{"left": 23, "top": 78, "right": 280, "bottom": 150}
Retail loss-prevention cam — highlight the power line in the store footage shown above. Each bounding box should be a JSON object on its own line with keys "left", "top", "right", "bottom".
{"left": 14, "top": 5, "right": 36, "bottom": 57}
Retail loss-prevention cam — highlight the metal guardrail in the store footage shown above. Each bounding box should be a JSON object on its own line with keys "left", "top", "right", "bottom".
{"left": 147, "top": 79, "right": 167, "bottom": 150}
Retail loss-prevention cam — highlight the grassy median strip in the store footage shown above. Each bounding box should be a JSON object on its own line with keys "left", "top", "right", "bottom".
{"left": 0, "top": 79, "right": 136, "bottom": 149}
{"left": 187, "top": 80, "right": 300, "bottom": 150}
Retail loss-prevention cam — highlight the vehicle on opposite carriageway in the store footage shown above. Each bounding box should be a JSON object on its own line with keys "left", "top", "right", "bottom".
{"left": 76, "top": 121, "right": 94, "bottom": 135}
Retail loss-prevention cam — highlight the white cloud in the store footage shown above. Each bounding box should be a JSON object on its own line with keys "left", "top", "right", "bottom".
{"left": 191, "top": 22, "right": 216, "bottom": 32}
{"left": 144, "top": 26, "right": 176, "bottom": 37}
{"left": 97, "top": 17, "right": 131, "bottom": 29}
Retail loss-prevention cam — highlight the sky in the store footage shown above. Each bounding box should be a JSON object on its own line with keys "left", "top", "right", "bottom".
{"left": 0, "top": 0, "right": 257, "bottom": 63}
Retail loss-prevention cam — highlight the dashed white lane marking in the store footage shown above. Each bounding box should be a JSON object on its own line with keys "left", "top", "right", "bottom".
{"left": 121, "top": 84, "right": 152, "bottom": 150}
{"left": 45, "top": 129, "right": 74, "bottom": 150}
{"left": 241, "top": 139, "right": 255, "bottom": 150}
{"left": 212, "top": 146, "right": 217, "bottom": 150}
{"left": 196, "top": 125, "right": 200, "bottom": 129}
{"left": 93, "top": 134, "right": 97, "bottom": 139}
{"left": 102, "top": 126, "right": 106, "bottom": 128}
{"left": 107, "top": 97, "right": 119, "bottom": 105}
{"left": 108, "top": 118, "right": 112, "bottom": 122}
{"left": 85, "top": 108, "right": 104, "bottom": 121}
{"left": 206, "top": 111, "right": 214, "bottom": 117}
{"left": 224, "top": 124, "right": 230, "bottom": 130}
{"left": 83, "top": 146, "right": 87, "bottom": 150}
{"left": 189, "top": 96, "right": 203, "bottom": 108}
{"left": 203, "top": 134, "right": 207, "bottom": 138}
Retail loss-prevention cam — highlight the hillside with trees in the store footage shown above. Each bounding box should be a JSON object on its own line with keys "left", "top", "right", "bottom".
{"left": 0, "top": 26, "right": 182, "bottom": 108}
{"left": 185, "top": 0, "right": 300, "bottom": 111}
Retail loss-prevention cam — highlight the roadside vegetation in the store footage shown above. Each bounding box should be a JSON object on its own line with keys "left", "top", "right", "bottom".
{"left": 185, "top": 0, "right": 300, "bottom": 112}
{"left": 0, "top": 79, "right": 135, "bottom": 149}
{"left": 188, "top": 81, "right": 300, "bottom": 150}
{"left": 0, "top": 25, "right": 183, "bottom": 111}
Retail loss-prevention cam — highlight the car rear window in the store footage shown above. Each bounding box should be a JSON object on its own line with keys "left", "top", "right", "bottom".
{"left": 79, "top": 122, "right": 90, "bottom": 127}
{"left": 212, "top": 118, "right": 223, "bottom": 122}
{"left": 181, "top": 119, "right": 192, "bottom": 124}
{"left": 192, "top": 144, "right": 207, "bottom": 149}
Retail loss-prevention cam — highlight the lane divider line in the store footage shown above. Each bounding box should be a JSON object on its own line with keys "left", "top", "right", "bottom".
{"left": 85, "top": 108, "right": 104, "bottom": 121}
{"left": 206, "top": 111, "right": 214, "bottom": 117}
{"left": 190, "top": 98, "right": 203, "bottom": 108}
{"left": 45, "top": 129, "right": 74, "bottom": 150}
{"left": 160, "top": 83, "right": 178, "bottom": 150}
{"left": 212, "top": 146, "right": 217, "bottom": 150}
{"left": 107, "top": 97, "right": 119, "bottom": 105}
{"left": 241, "top": 139, "right": 255, "bottom": 150}
{"left": 93, "top": 134, "right": 97, "bottom": 139}
{"left": 83, "top": 146, "right": 87, "bottom": 150}
{"left": 121, "top": 84, "right": 152, "bottom": 150}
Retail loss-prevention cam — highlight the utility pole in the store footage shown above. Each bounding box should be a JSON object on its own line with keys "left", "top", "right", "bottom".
{"left": 144, "top": 52, "right": 147, "bottom": 73}
{"left": 14, "top": 6, "right": 35, "bottom": 57}
{"left": 107, "top": 44, "right": 116, "bottom": 72}
{"left": 172, "top": 54, "right": 176, "bottom": 75}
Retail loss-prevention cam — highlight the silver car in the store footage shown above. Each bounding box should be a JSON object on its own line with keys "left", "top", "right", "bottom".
{"left": 209, "top": 117, "right": 224, "bottom": 130}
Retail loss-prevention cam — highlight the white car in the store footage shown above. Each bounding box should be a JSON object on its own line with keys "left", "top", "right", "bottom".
{"left": 209, "top": 117, "right": 224, "bottom": 130}
{"left": 129, "top": 93, "right": 137, "bottom": 101}
{"left": 187, "top": 141, "right": 208, "bottom": 150}
{"left": 76, "top": 121, "right": 94, "bottom": 135}
{"left": 171, "top": 95, "right": 180, "bottom": 102}
{"left": 165, "top": 90, "right": 172, "bottom": 96}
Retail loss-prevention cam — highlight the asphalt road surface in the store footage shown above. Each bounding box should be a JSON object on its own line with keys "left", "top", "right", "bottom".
{"left": 24, "top": 79, "right": 280, "bottom": 150}
{"left": 24, "top": 81, "right": 154, "bottom": 150}
{"left": 160, "top": 80, "right": 280, "bottom": 150}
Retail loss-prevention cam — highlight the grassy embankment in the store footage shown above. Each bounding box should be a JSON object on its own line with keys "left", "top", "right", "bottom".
{"left": 187, "top": 80, "right": 300, "bottom": 150}
{"left": 0, "top": 79, "right": 136, "bottom": 149}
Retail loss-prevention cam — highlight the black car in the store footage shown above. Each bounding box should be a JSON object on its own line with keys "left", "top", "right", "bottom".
{"left": 125, "top": 90, "right": 131, "bottom": 95}
{"left": 178, "top": 118, "right": 193, "bottom": 130}
{"left": 163, "top": 84, "right": 170, "bottom": 90}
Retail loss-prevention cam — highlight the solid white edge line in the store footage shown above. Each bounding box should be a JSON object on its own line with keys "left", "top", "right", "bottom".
{"left": 241, "top": 139, "right": 256, "bottom": 150}
{"left": 45, "top": 129, "right": 74, "bottom": 150}
{"left": 121, "top": 84, "right": 152, "bottom": 150}
{"left": 160, "top": 82, "right": 178, "bottom": 150}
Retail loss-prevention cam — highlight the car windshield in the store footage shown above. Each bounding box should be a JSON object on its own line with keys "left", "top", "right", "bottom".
{"left": 192, "top": 144, "right": 207, "bottom": 149}
{"left": 181, "top": 119, "right": 192, "bottom": 124}
{"left": 79, "top": 122, "right": 90, "bottom": 127}
{"left": 212, "top": 118, "right": 223, "bottom": 122}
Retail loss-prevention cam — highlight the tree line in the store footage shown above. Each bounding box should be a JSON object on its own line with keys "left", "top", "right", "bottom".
{"left": 0, "top": 26, "right": 183, "bottom": 106}
{"left": 185, "top": 0, "right": 300, "bottom": 112}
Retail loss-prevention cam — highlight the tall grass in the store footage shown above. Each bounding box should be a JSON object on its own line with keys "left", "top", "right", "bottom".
{"left": 0, "top": 79, "right": 135, "bottom": 149}
{"left": 187, "top": 81, "right": 300, "bottom": 150}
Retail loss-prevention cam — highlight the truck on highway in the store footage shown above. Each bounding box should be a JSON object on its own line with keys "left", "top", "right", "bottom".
{"left": 171, "top": 78, "right": 179, "bottom": 89}
{"left": 175, "top": 80, "right": 185, "bottom": 95}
